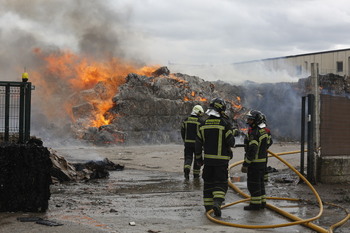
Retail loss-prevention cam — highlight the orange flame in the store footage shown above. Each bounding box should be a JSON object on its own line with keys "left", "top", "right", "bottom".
{"left": 230, "top": 96, "right": 242, "bottom": 110}
{"left": 31, "top": 48, "right": 160, "bottom": 128}
{"left": 183, "top": 95, "right": 207, "bottom": 102}
{"left": 183, "top": 90, "right": 207, "bottom": 102}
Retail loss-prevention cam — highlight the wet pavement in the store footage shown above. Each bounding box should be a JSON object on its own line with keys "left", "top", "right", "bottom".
{"left": 0, "top": 144, "right": 350, "bottom": 233}
{"left": 1, "top": 166, "right": 349, "bottom": 233}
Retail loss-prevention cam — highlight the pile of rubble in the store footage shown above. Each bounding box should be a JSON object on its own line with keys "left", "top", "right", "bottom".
{"left": 71, "top": 67, "right": 243, "bottom": 145}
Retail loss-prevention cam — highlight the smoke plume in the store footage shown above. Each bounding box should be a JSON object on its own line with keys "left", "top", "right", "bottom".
{"left": 0, "top": 0, "right": 147, "bottom": 146}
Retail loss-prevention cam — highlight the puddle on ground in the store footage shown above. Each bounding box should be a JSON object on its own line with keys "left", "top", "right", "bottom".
{"left": 46, "top": 168, "right": 350, "bottom": 233}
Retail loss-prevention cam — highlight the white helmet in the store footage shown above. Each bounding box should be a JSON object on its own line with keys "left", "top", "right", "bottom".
{"left": 192, "top": 105, "right": 204, "bottom": 116}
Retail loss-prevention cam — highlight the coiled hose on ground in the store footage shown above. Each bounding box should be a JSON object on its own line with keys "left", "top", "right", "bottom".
{"left": 206, "top": 150, "right": 350, "bottom": 233}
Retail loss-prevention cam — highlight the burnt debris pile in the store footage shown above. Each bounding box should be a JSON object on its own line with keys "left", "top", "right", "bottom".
{"left": 68, "top": 68, "right": 350, "bottom": 144}
{"left": 76, "top": 68, "right": 243, "bottom": 145}
{"left": 0, "top": 142, "right": 52, "bottom": 212}
{"left": 109, "top": 73, "right": 213, "bottom": 144}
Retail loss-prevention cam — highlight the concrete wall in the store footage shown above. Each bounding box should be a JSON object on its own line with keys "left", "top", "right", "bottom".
{"left": 318, "top": 156, "right": 350, "bottom": 183}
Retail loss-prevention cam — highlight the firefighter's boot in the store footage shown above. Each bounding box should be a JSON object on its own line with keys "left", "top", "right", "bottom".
{"left": 243, "top": 204, "right": 261, "bottom": 211}
{"left": 184, "top": 168, "right": 190, "bottom": 180}
{"left": 212, "top": 199, "right": 222, "bottom": 217}
{"left": 204, "top": 205, "right": 213, "bottom": 212}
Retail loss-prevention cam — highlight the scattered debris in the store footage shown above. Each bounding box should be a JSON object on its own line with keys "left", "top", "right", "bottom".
{"left": 274, "top": 176, "right": 297, "bottom": 183}
{"left": 50, "top": 149, "right": 78, "bottom": 182}
{"left": 17, "top": 217, "right": 43, "bottom": 222}
{"left": 17, "top": 216, "right": 63, "bottom": 227}
{"left": 73, "top": 158, "right": 124, "bottom": 179}
{"left": 49, "top": 149, "right": 124, "bottom": 183}
{"left": 35, "top": 219, "right": 63, "bottom": 226}
{"left": 266, "top": 166, "right": 278, "bottom": 173}
{"left": 147, "top": 230, "right": 161, "bottom": 233}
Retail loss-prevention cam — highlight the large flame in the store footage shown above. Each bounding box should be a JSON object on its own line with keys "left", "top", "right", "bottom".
{"left": 30, "top": 48, "right": 160, "bottom": 128}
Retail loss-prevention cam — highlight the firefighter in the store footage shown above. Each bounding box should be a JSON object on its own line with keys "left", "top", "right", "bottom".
{"left": 181, "top": 104, "right": 204, "bottom": 180}
{"left": 241, "top": 110, "right": 273, "bottom": 210}
{"left": 195, "top": 97, "right": 236, "bottom": 217}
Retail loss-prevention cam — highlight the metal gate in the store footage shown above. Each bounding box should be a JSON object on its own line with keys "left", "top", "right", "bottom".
{"left": 0, "top": 81, "right": 32, "bottom": 143}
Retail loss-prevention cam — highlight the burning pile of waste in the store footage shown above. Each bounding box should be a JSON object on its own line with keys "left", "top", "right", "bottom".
{"left": 30, "top": 48, "right": 350, "bottom": 145}
{"left": 70, "top": 67, "right": 245, "bottom": 145}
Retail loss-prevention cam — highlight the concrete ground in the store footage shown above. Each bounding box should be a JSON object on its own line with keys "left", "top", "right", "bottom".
{"left": 0, "top": 143, "right": 349, "bottom": 233}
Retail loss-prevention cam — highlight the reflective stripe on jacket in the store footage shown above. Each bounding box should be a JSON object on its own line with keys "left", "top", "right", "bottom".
{"left": 181, "top": 115, "right": 202, "bottom": 143}
{"left": 195, "top": 116, "right": 235, "bottom": 166}
{"left": 244, "top": 127, "right": 272, "bottom": 165}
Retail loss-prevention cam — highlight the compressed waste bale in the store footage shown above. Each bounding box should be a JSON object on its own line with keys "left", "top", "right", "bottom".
{"left": 0, "top": 143, "right": 52, "bottom": 212}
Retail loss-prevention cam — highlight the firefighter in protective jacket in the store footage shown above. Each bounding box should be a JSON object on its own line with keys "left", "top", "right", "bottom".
{"left": 181, "top": 105, "right": 204, "bottom": 179}
{"left": 195, "top": 97, "right": 236, "bottom": 217}
{"left": 241, "top": 110, "right": 273, "bottom": 210}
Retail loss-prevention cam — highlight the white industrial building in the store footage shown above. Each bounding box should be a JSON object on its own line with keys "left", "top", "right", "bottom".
{"left": 235, "top": 48, "right": 350, "bottom": 77}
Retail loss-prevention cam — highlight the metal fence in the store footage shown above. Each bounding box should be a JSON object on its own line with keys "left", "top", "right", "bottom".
{"left": 0, "top": 81, "right": 32, "bottom": 143}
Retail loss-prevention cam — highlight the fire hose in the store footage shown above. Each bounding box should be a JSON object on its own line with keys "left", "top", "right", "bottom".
{"left": 205, "top": 150, "right": 350, "bottom": 233}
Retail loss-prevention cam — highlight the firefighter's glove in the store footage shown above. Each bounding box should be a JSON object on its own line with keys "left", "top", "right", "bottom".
{"left": 241, "top": 166, "right": 248, "bottom": 173}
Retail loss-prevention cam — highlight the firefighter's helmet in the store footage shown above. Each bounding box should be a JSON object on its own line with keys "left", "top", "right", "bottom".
{"left": 246, "top": 110, "right": 264, "bottom": 125}
{"left": 209, "top": 97, "right": 226, "bottom": 113}
{"left": 192, "top": 105, "right": 204, "bottom": 116}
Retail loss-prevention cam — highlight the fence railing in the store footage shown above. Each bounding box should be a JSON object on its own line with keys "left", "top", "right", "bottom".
{"left": 0, "top": 81, "right": 32, "bottom": 143}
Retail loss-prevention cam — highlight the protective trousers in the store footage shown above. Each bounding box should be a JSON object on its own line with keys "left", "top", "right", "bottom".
{"left": 184, "top": 144, "right": 201, "bottom": 176}
{"left": 202, "top": 165, "right": 228, "bottom": 210}
{"left": 247, "top": 165, "right": 266, "bottom": 207}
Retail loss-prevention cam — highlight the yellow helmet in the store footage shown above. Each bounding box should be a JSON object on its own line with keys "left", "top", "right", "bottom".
{"left": 192, "top": 105, "right": 204, "bottom": 116}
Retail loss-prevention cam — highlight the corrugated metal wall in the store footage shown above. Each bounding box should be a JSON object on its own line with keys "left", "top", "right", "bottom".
{"left": 320, "top": 94, "right": 350, "bottom": 156}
